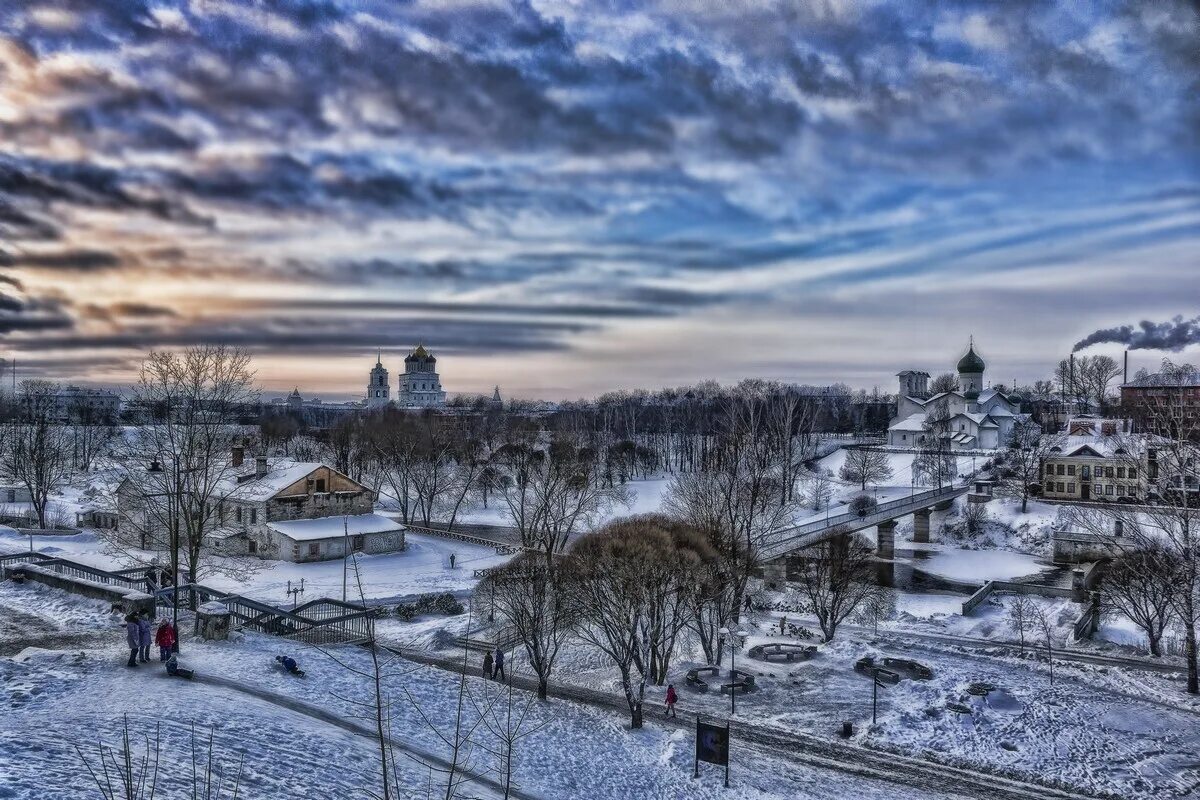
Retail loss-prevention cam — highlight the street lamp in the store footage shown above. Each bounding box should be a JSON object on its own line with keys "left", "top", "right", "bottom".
{"left": 718, "top": 626, "right": 749, "bottom": 715}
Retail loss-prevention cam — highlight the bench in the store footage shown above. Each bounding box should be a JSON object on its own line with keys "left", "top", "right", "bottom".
{"left": 686, "top": 665, "right": 721, "bottom": 692}
{"left": 747, "top": 643, "right": 817, "bottom": 662}
{"left": 720, "top": 671, "right": 757, "bottom": 695}
{"left": 853, "top": 656, "right": 901, "bottom": 685}
{"left": 882, "top": 657, "right": 933, "bottom": 680}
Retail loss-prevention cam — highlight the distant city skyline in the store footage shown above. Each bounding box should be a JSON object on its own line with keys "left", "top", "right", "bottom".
{"left": 1, "top": 2, "right": 1197, "bottom": 399}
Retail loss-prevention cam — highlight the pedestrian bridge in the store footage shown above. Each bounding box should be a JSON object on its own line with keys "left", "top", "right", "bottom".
{"left": 758, "top": 484, "right": 970, "bottom": 562}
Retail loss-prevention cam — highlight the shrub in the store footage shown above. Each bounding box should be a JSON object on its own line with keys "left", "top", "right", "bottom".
{"left": 849, "top": 494, "right": 878, "bottom": 517}
{"left": 395, "top": 591, "right": 465, "bottom": 620}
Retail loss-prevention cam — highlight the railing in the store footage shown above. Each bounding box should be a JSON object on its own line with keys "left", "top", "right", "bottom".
{"left": 4, "top": 552, "right": 378, "bottom": 646}
{"left": 759, "top": 484, "right": 970, "bottom": 560}
{"left": 961, "top": 580, "right": 1078, "bottom": 617}
{"left": 404, "top": 523, "right": 529, "bottom": 554}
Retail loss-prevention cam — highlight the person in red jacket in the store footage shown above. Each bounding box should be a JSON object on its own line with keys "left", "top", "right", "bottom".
{"left": 665, "top": 684, "right": 678, "bottom": 718}
{"left": 155, "top": 619, "right": 176, "bottom": 661}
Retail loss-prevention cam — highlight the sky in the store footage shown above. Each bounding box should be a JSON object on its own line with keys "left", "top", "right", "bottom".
{"left": 0, "top": 0, "right": 1197, "bottom": 401}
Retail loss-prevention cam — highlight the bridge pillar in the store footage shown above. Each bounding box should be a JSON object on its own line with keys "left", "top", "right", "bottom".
{"left": 912, "top": 509, "right": 931, "bottom": 543}
{"left": 876, "top": 520, "right": 897, "bottom": 559}
{"left": 762, "top": 558, "right": 786, "bottom": 590}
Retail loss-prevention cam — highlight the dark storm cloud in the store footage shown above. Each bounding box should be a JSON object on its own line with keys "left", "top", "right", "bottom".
{"left": 0, "top": 290, "right": 74, "bottom": 334}
{"left": 0, "top": 248, "right": 122, "bottom": 271}
{"left": 0, "top": 0, "right": 1197, "bottom": 378}
{"left": 19, "top": 313, "right": 591, "bottom": 356}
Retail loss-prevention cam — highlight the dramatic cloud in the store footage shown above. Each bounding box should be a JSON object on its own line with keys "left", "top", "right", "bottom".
{"left": 0, "top": 1, "right": 1196, "bottom": 395}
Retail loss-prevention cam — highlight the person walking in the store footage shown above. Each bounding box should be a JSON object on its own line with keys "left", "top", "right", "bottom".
{"left": 482, "top": 649, "right": 493, "bottom": 679}
{"left": 744, "top": 593, "right": 752, "bottom": 613}
{"left": 124, "top": 615, "right": 140, "bottom": 667}
{"left": 492, "top": 647, "right": 506, "bottom": 681}
{"left": 449, "top": 553, "right": 456, "bottom": 569}
{"left": 665, "top": 684, "right": 678, "bottom": 718}
{"left": 779, "top": 615, "right": 787, "bottom": 636}
{"left": 144, "top": 567, "right": 158, "bottom": 593}
{"left": 155, "top": 619, "right": 176, "bottom": 661}
{"left": 137, "top": 613, "right": 153, "bottom": 663}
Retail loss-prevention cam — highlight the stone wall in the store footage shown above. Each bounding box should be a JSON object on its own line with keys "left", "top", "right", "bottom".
{"left": 9, "top": 564, "right": 155, "bottom": 616}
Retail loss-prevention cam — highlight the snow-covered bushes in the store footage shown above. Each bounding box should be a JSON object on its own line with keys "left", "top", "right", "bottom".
{"left": 394, "top": 592, "right": 465, "bottom": 620}
{"left": 848, "top": 493, "right": 878, "bottom": 517}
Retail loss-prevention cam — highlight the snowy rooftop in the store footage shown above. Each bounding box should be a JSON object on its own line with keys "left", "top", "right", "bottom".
{"left": 219, "top": 461, "right": 329, "bottom": 502}
{"left": 267, "top": 513, "right": 404, "bottom": 542}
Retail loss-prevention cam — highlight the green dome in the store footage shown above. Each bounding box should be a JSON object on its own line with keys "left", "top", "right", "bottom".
{"left": 957, "top": 345, "right": 985, "bottom": 374}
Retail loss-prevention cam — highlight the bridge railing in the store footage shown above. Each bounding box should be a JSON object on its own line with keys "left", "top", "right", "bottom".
{"left": 759, "top": 485, "right": 966, "bottom": 560}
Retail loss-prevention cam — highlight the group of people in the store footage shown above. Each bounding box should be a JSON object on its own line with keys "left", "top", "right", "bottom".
{"left": 481, "top": 646, "right": 506, "bottom": 681}
{"left": 123, "top": 612, "right": 176, "bottom": 667}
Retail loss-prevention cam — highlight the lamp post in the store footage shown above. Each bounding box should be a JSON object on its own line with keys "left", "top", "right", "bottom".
{"left": 719, "top": 627, "right": 749, "bottom": 715}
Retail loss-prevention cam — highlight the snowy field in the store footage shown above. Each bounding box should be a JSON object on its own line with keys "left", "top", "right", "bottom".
{"left": 490, "top": 607, "right": 1200, "bottom": 800}
{"left": 0, "top": 585, "right": 973, "bottom": 800}
{"left": 816, "top": 448, "right": 983, "bottom": 488}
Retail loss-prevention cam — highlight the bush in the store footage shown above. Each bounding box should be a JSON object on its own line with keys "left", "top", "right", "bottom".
{"left": 849, "top": 494, "right": 878, "bottom": 517}
{"left": 839, "top": 464, "right": 863, "bottom": 484}
{"left": 395, "top": 592, "right": 465, "bottom": 620}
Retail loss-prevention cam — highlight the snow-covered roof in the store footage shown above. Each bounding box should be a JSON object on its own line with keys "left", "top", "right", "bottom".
{"left": 1050, "top": 434, "right": 1148, "bottom": 459}
{"left": 219, "top": 461, "right": 328, "bottom": 502}
{"left": 888, "top": 413, "right": 928, "bottom": 432}
{"left": 267, "top": 513, "right": 404, "bottom": 542}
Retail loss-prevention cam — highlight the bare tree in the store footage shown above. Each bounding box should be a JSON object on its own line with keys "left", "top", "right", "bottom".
{"left": 791, "top": 533, "right": 880, "bottom": 642}
{"left": 664, "top": 395, "right": 796, "bottom": 664}
{"left": 853, "top": 585, "right": 897, "bottom": 635}
{"left": 75, "top": 715, "right": 246, "bottom": 800}
{"left": 1104, "top": 542, "right": 1179, "bottom": 657}
{"left": 801, "top": 469, "right": 834, "bottom": 511}
{"left": 839, "top": 448, "right": 894, "bottom": 491}
{"left": 479, "top": 553, "right": 575, "bottom": 700}
{"left": 466, "top": 662, "right": 550, "bottom": 799}
{"left": 1030, "top": 603, "right": 1056, "bottom": 685}
{"left": 569, "top": 518, "right": 700, "bottom": 727}
{"left": 929, "top": 373, "right": 959, "bottom": 395}
{"left": 1007, "top": 594, "right": 1036, "bottom": 654}
{"left": 1069, "top": 359, "right": 1200, "bottom": 693}
{"left": 112, "top": 346, "right": 259, "bottom": 597}
{"left": 1079, "top": 354, "right": 1121, "bottom": 416}
{"left": 912, "top": 398, "right": 957, "bottom": 489}
{"left": 1, "top": 380, "right": 73, "bottom": 529}
{"left": 998, "top": 419, "right": 1060, "bottom": 513}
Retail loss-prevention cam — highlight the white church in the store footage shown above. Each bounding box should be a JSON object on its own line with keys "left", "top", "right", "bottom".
{"left": 887, "top": 341, "right": 1028, "bottom": 451}
{"left": 366, "top": 345, "right": 447, "bottom": 409}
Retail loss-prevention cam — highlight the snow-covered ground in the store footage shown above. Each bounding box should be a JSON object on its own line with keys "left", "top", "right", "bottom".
{"left": 491, "top": 607, "right": 1200, "bottom": 800}
{"left": 447, "top": 476, "right": 673, "bottom": 527}
{"left": 816, "top": 448, "right": 983, "bottom": 488}
{"left": 0, "top": 584, "right": 971, "bottom": 800}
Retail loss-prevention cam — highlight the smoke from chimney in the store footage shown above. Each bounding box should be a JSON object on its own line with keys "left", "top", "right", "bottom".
{"left": 1073, "top": 314, "right": 1200, "bottom": 353}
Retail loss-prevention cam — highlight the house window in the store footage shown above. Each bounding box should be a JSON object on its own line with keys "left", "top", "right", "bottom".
{"left": 902, "top": 434, "right": 907, "bottom": 441}
{"left": 1067, "top": 465, "right": 1076, "bottom": 476}
{"left": 236, "top": 507, "right": 243, "bottom": 523}
{"left": 1045, "top": 480, "right": 1054, "bottom": 493}
{"left": 1057, "top": 482, "right": 1065, "bottom": 493}
{"left": 315, "top": 478, "right": 326, "bottom": 493}
{"left": 1117, "top": 485, "right": 1126, "bottom": 496}
{"left": 1067, "top": 483, "right": 1076, "bottom": 494}
{"left": 1105, "top": 484, "right": 1114, "bottom": 495}
{"left": 248, "top": 539, "right": 258, "bottom": 554}
{"left": 250, "top": 508, "right": 257, "bottom": 524}
{"left": 352, "top": 535, "right": 365, "bottom": 552}
{"left": 1082, "top": 466, "right": 1091, "bottom": 479}
{"left": 6, "top": 490, "right": 14, "bottom": 502}
{"left": 308, "top": 542, "right": 320, "bottom": 557}
{"left": 1057, "top": 464, "right": 1066, "bottom": 476}
{"left": 1116, "top": 467, "right": 1125, "bottom": 478}
{"left": 1128, "top": 468, "right": 1137, "bottom": 479}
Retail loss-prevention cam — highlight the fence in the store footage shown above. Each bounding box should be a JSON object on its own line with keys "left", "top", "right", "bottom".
{"left": 759, "top": 484, "right": 969, "bottom": 560}
{"left": 1, "top": 552, "right": 378, "bottom": 646}
{"left": 961, "top": 579, "right": 1078, "bottom": 617}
